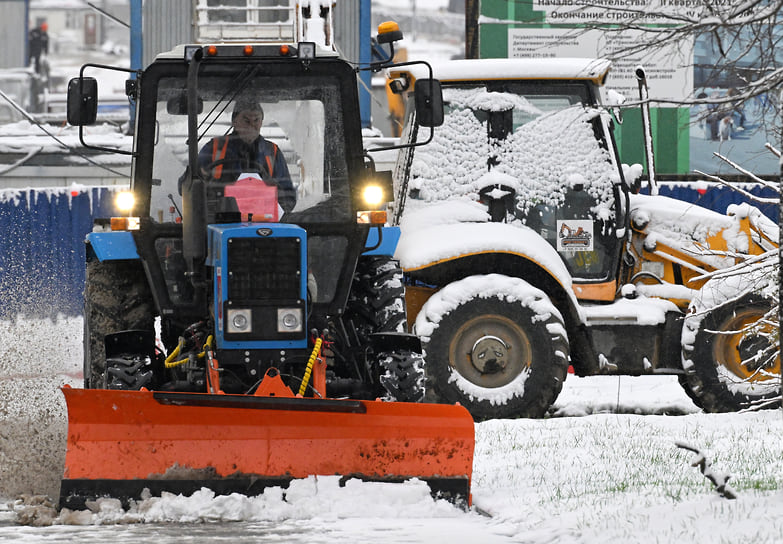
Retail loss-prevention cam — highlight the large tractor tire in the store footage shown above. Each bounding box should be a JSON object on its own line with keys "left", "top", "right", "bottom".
{"left": 83, "top": 259, "right": 155, "bottom": 389}
{"left": 415, "top": 274, "right": 569, "bottom": 420}
{"left": 340, "top": 256, "right": 424, "bottom": 402}
{"left": 681, "top": 276, "right": 780, "bottom": 412}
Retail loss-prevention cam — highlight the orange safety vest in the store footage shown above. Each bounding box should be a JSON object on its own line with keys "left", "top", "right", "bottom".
{"left": 211, "top": 137, "right": 278, "bottom": 180}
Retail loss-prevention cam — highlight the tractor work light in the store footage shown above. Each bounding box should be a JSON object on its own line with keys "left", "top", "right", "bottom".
{"left": 298, "top": 42, "right": 316, "bottom": 60}
{"left": 277, "top": 308, "right": 303, "bottom": 333}
{"left": 227, "top": 308, "right": 252, "bottom": 334}
{"left": 115, "top": 191, "right": 135, "bottom": 212}
{"left": 362, "top": 184, "right": 386, "bottom": 208}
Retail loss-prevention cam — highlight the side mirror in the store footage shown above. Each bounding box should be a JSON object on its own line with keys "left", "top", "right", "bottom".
{"left": 67, "top": 77, "right": 98, "bottom": 126}
{"left": 414, "top": 78, "right": 444, "bottom": 128}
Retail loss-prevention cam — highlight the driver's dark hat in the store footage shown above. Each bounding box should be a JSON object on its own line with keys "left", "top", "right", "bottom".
{"left": 232, "top": 99, "right": 264, "bottom": 121}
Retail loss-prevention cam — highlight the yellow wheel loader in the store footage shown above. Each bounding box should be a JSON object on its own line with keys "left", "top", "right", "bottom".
{"left": 387, "top": 58, "right": 779, "bottom": 419}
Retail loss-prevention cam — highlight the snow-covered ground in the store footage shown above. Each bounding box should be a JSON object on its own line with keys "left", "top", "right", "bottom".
{"left": 0, "top": 315, "right": 780, "bottom": 543}
{"left": 0, "top": 3, "right": 779, "bottom": 542}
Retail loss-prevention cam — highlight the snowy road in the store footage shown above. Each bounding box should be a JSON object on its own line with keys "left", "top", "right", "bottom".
{"left": 1, "top": 316, "right": 781, "bottom": 543}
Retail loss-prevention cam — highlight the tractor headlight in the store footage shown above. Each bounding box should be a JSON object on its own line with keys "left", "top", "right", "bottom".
{"left": 115, "top": 191, "right": 135, "bottom": 212}
{"left": 227, "top": 308, "right": 252, "bottom": 334}
{"left": 277, "top": 308, "right": 303, "bottom": 333}
{"left": 362, "top": 184, "right": 386, "bottom": 208}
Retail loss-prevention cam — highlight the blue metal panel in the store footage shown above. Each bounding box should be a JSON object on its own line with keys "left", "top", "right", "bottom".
{"left": 0, "top": 186, "right": 119, "bottom": 318}
{"left": 86, "top": 231, "right": 140, "bottom": 261}
{"left": 363, "top": 225, "right": 401, "bottom": 256}
{"left": 646, "top": 183, "right": 778, "bottom": 222}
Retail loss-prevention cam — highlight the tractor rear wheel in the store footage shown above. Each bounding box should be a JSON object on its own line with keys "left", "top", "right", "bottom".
{"left": 681, "top": 278, "right": 780, "bottom": 412}
{"left": 83, "top": 259, "right": 155, "bottom": 389}
{"left": 416, "top": 275, "right": 569, "bottom": 420}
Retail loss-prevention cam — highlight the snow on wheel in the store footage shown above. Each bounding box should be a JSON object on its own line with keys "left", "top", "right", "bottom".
{"left": 415, "top": 274, "right": 569, "bottom": 420}
{"left": 681, "top": 275, "right": 780, "bottom": 412}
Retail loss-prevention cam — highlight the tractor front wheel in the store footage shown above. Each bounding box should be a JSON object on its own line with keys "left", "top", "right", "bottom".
{"left": 378, "top": 350, "right": 425, "bottom": 403}
{"left": 83, "top": 258, "right": 155, "bottom": 389}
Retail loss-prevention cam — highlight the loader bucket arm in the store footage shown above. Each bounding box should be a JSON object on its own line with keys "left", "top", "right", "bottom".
{"left": 59, "top": 387, "right": 475, "bottom": 509}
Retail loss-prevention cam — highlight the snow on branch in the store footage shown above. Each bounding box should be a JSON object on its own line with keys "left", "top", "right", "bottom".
{"left": 675, "top": 442, "right": 737, "bottom": 499}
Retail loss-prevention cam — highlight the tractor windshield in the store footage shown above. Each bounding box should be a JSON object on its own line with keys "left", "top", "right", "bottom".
{"left": 147, "top": 71, "right": 350, "bottom": 224}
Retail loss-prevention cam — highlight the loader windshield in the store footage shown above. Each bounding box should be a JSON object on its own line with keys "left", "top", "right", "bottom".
{"left": 396, "top": 81, "right": 624, "bottom": 281}
{"left": 147, "top": 72, "right": 351, "bottom": 224}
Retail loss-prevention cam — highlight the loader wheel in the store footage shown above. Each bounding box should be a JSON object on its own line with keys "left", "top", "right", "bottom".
{"left": 681, "top": 278, "right": 780, "bottom": 412}
{"left": 83, "top": 259, "right": 155, "bottom": 389}
{"left": 416, "top": 275, "right": 569, "bottom": 420}
{"left": 378, "top": 350, "right": 425, "bottom": 403}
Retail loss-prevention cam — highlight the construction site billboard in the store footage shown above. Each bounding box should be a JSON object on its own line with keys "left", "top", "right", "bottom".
{"left": 475, "top": 0, "right": 780, "bottom": 179}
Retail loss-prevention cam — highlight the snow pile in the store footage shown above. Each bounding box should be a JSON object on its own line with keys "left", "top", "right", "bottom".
{"left": 40, "top": 478, "right": 462, "bottom": 526}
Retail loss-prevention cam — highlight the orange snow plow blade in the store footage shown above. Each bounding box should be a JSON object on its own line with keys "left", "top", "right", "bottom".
{"left": 60, "top": 386, "right": 474, "bottom": 509}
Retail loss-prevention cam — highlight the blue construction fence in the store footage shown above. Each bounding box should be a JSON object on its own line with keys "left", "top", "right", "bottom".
{"left": 0, "top": 182, "right": 778, "bottom": 318}
{"left": 645, "top": 181, "right": 779, "bottom": 222}
{"left": 0, "top": 187, "right": 119, "bottom": 319}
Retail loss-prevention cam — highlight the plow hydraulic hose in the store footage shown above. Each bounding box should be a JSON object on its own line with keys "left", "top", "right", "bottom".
{"left": 299, "top": 338, "right": 323, "bottom": 396}
{"left": 164, "top": 335, "right": 212, "bottom": 369}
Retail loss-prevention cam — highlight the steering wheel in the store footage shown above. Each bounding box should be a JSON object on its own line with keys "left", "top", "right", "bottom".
{"left": 203, "top": 158, "right": 268, "bottom": 182}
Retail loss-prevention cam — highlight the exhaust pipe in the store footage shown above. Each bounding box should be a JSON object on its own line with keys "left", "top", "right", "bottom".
{"left": 635, "top": 66, "right": 657, "bottom": 196}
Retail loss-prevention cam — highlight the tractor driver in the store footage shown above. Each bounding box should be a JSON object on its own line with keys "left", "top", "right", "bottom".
{"left": 198, "top": 100, "right": 297, "bottom": 213}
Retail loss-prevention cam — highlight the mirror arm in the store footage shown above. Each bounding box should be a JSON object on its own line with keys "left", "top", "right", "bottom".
{"left": 75, "top": 63, "right": 138, "bottom": 156}
{"left": 364, "top": 60, "right": 438, "bottom": 153}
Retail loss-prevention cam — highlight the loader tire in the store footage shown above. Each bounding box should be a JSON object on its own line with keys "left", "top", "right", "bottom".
{"left": 681, "top": 278, "right": 780, "bottom": 413}
{"left": 378, "top": 350, "right": 425, "bottom": 403}
{"left": 416, "top": 275, "right": 569, "bottom": 420}
{"left": 83, "top": 259, "right": 155, "bottom": 389}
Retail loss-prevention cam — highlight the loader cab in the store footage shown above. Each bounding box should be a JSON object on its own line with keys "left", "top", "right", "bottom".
{"left": 392, "top": 59, "right": 629, "bottom": 300}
